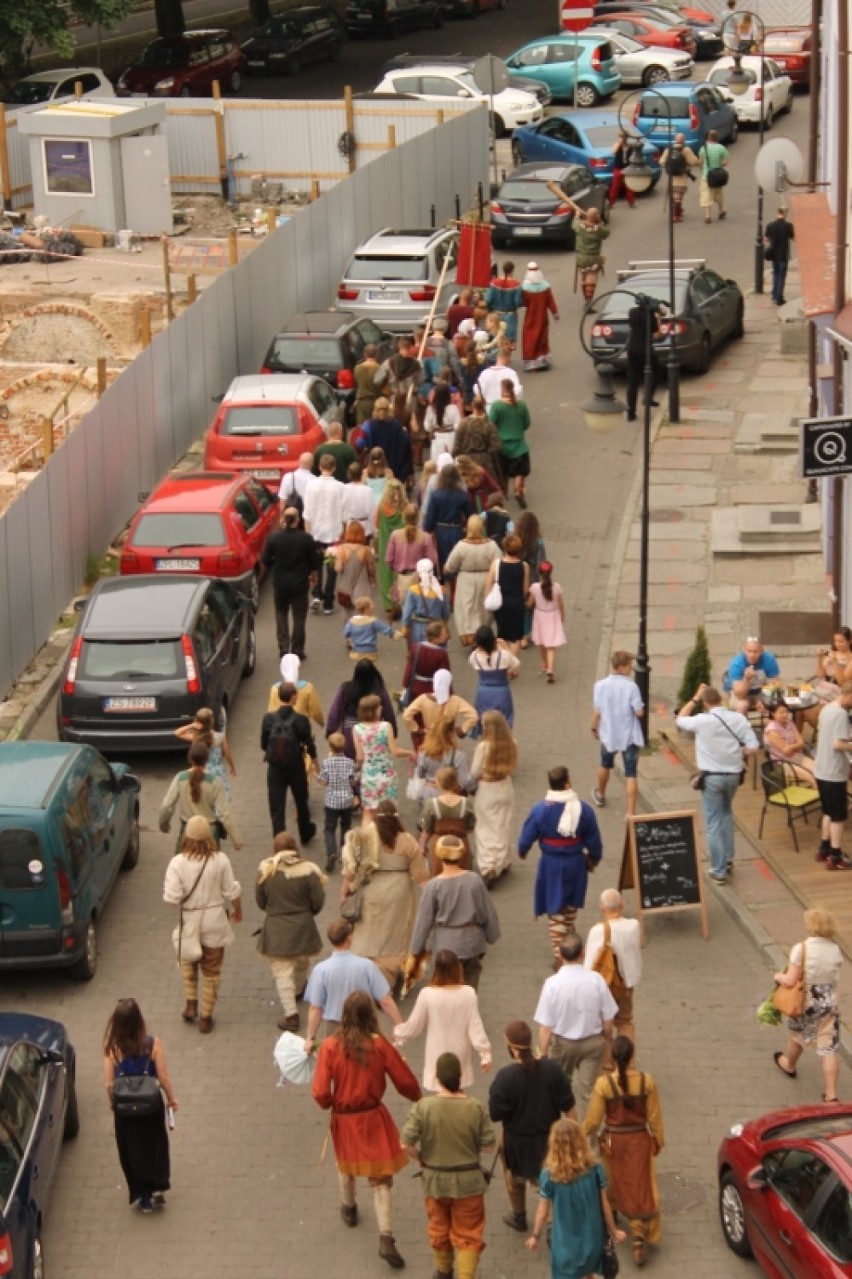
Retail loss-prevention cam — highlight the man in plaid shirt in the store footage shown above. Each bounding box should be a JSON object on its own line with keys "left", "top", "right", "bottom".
{"left": 318, "top": 732, "right": 357, "bottom": 872}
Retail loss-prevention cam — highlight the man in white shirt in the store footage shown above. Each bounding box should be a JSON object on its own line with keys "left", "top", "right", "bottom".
{"left": 584, "top": 888, "right": 641, "bottom": 1068}
{"left": 303, "top": 454, "right": 345, "bottom": 614}
{"left": 475, "top": 353, "right": 522, "bottom": 410}
{"left": 278, "top": 452, "right": 314, "bottom": 512}
{"left": 813, "top": 681, "right": 852, "bottom": 870}
{"left": 675, "top": 684, "right": 759, "bottom": 883}
{"left": 340, "top": 461, "right": 378, "bottom": 541}
{"left": 591, "top": 650, "right": 645, "bottom": 814}
{"left": 534, "top": 933, "right": 617, "bottom": 1119}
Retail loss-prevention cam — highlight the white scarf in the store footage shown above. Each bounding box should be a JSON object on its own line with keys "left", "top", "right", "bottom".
{"left": 545, "top": 788, "right": 582, "bottom": 838}
{"left": 416, "top": 556, "right": 443, "bottom": 601}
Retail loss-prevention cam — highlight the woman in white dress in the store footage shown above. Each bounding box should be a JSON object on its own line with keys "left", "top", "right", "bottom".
{"left": 444, "top": 514, "right": 501, "bottom": 646}
{"left": 394, "top": 948, "right": 491, "bottom": 1091}
{"left": 470, "top": 709, "right": 518, "bottom": 883}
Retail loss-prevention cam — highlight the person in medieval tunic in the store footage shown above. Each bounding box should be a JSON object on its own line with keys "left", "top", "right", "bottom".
{"left": 520, "top": 263, "right": 559, "bottom": 373}
{"left": 485, "top": 261, "right": 524, "bottom": 345}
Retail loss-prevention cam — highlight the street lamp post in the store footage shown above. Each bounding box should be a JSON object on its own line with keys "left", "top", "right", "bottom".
{"left": 723, "top": 11, "right": 767, "bottom": 294}
{"left": 617, "top": 89, "right": 680, "bottom": 423}
{"left": 580, "top": 292, "right": 657, "bottom": 738}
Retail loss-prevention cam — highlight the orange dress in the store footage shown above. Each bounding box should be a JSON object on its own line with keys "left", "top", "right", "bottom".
{"left": 312, "top": 1034, "right": 421, "bottom": 1178}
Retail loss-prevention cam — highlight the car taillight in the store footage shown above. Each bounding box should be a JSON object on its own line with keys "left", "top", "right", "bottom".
{"left": 591, "top": 45, "right": 601, "bottom": 70}
{"left": 216, "top": 550, "right": 241, "bottom": 575}
{"left": 181, "top": 633, "right": 201, "bottom": 693}
{"left": 591, "top": 323, "right": 613, "bottom": 337}
{"left": 56, "top": 863, "right": 74, "bottom": 926}
{"left": 754, "top": 86, "right": 763, "bottom": 101}
{"left": 337, "top": 286, "right": 358, "bottom": 300}
{"left": 337, "top": 368, "right": 354, "bottom": 390}
{"left": 589, "top": 157, "right": 608, "bottom": 168}
{"left": 490, "top": 201, "right": 503, "bottom": 214}
{"left": 409, "top": 285, "right": 437, "bottom": 302}
{"left": 261, "top": 365, "right": 274, "bottom": 374}
{"left": 660, "top": 320, "right": 687, "bottom": 335}
{"left": 0, "top": 1229, "right": 12, "bottom": 1274}
{"left": 120, "top": 551, "right": 140, "bottom": 573}
{"left": 689, "top": 104, "right": 699, "bottom": 129}
{"left": 63, "top": 636, "right": 83, "bottom": 696}
{"left": 555, "top": 203, "right": 573, "bottom": 215}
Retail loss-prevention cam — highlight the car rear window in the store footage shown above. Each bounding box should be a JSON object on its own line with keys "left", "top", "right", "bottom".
{"left": 346, "top": 255, "right": 427, "bottom": 281}
{"left": 79, "top": 640, "right": 183, "bottom": 680}
{"left": 269, "top": 337, "right": 342, "bottom": 367}
{"left": 131, "top": 513, "right": 226, "bottom": 548}
{"left": 500, "top": 181, "right": 558, "bottom": 201}
{"left": 708, "top": 67, "right": 756, "bottom": 86}
{"left": 138, "top": 41, "right": 188, "bottom": 68}
{"left": 593, "top": 41, "right": 614, "bottom": 60}
{"left": 0, "top": 830, "right": 45, "bottom": 892}
{"left": 639, "top": 93, "right": 690, "bottom": 117}
{"left": 5, "top": 81, "right": 53, "bottom": 105}
{"left": 604, "top": 281, "right": 687, "bottom": 316}
{"left": 220, "top": 405, "right": 299, "bottom": 435}
{"left": 765, "top": 35, "right": 806, "bottom": 50}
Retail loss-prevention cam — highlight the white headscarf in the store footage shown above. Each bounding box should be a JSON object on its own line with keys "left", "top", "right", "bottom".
{"left": 433, "top": 669, "right": 453, "bottom": 705}
{"left": 416, "top": 556, "right": 443, "bottom": 601}
{"left": 458, "top": 317, "right": 476, "bottom": 337}
{"left": 524, "top": 261, "right": 547, "bottom": 288}
{"left": 280, "top": 654, "right": 300, "bottom": 684}
{"left": 436, "top": 452, "right": 454, "bottom": 472}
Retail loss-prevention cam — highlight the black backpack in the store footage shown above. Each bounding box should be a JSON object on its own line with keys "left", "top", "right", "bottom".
{"left": 665, "top": 149, "right": 687, "bottom": 177}
{"left": 265, "top": 711, "right": 302, "bottom": 768}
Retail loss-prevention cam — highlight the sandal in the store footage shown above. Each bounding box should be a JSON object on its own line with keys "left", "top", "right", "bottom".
{"left": 773, "top": 1051, "right": 797, "bottom": 1078}
{"left": 632, "top": 1239, "right": 647, "bottom": 1267}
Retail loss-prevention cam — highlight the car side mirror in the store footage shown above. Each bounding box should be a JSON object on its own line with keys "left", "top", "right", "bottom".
{"left": 746, "top": 1167, "right": 768, "bottom": 1192}
{"left": 72, "top": 597, "right": 87, "bottom": 613}
{"left": 211, "top": 392, "right": 225, "bottom": 404}
{"left": 119, "top": 772, "right": 142, "bottom": 794}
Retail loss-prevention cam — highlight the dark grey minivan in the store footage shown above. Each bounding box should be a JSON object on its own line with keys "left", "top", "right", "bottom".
{"left": 57, "top": 575, "right": 256, "bottom": 752}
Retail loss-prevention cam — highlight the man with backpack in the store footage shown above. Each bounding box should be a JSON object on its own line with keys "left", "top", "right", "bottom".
{"left": 660, "top": 132, "right": 700, "bottom": 222}
{"left": 260, "top": 681, "right": 317, "bottom": 841}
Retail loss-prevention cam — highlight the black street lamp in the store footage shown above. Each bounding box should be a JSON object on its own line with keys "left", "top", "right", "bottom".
{"left": 723, "top": 10, "right": 767, "bottom": 294}
{"left": 580, "top": 291, "right": 657, "bottom": 739}
{"left": 617, "top": 88, "right": 680, "bottom": 423}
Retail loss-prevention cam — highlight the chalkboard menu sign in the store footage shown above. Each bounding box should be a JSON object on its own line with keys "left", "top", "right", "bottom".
{"left": 624, "top": 811, "right": 709, "bottom": 940}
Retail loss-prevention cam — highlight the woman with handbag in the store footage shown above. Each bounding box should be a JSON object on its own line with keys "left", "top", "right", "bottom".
{"left": 342, "top": 801, "right": 427, "bottom": 986}
{"left": 104, "top": 998, "right": 178, "bottom": 1214}
{"left": 163, "top": 816, "right": 243, "bottom": 1034}
{"left": 526, "top": 1118, "right": 625, "bottom": 1278}
{"left": 483, "top": 534, "right": 529, "bottom": 658}
{"left": 772, "top": 909, "right": 843, "bottom": 1102}
{"left": 582, "top": 1036, "right": 665, "bottom": 1269}
{"left": 698, "top": 129, "right": 730, "bottom": 223}
{"left": 444, "top": 514, "right": 501, "bottom": 646}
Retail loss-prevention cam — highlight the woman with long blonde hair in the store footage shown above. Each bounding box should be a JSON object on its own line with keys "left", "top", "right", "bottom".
{"left": 414, "top": 715, "right": 472, "bottom": 811}
{"left": 376, "top": 478, "right": 408, "bottom": 618}
{"left": 470, "top": 709, "right": 517, "bottom": 883}
{"left": 526, "top": 1118, "right": 625, "bottom": 1277}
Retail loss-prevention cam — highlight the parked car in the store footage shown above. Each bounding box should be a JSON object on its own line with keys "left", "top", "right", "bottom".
{"left": 381, "top": 52, "right": 552, "bottom": 106}
{"left": 337, "top": 226, "right": 459, "bottom": 333}
{"left": 762, "top": 26, "right": 813, "bottom": 89}
{"left": 589, "top": 0, "right": 717, "bottom": 28}
{"left": 718, "top": 1102, "right": 852, "bottom": 1277}
{"left": 590, "top": 259, "right": 745, "bottom": 373}
{"left": 3, "top": 67, "right": 113, "bottom": 106}
{"left": 120, "top": 472, "right": 279, "bottom": 606}
{"left": 203, "top": 373, "right": 338, "bottom": 490}
{"left": 0, "top": 1012, "right": 79, "bottom": 1277}
{"left": 590, "top": 2, "right": 722, "bottom": 57}
{"left": 441, "top": 0, "right": 505, "bottom": 15}
{"left": 241, "top": 5, "right": 346, "bottom": 75}
{"left": 511, "top": 110, "right": 661, "bottom": 187}
{"left": 57, "top": 575, "right": 256, "bottom": 753}
{"left": 262, "top": 312, "right": 395, "bottom": 422}
{"left": 346, "top": 0, "right": 444, "bottom": 38}
{"left": 505, "top": 33, "right": 621, "bottom": 107}
{"left": 584, "top": 13, "right": 697, "bottom": 59}
{"left": 116, "top": 29, "right": 245, "bottom": 96}
{"left": 585, "top": 28, "right": 693, "bottom": 84}
{"left": 491, "top": 162, "right": 609, "bottom": 249}
{"left": 705, "top": 54, "right": 794, "bottom": 127}
{"left": 372, "top": 64, "right": 542, "bottom": 133}
{"left": 0, "top": 743, "right": 140, "bottom": 980}
{"left": 632, "top": 81, "right": 738, "bottom": 148}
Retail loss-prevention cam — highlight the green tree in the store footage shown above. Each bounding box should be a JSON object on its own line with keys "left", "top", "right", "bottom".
{"left": 676, "top": 625, "right": 712, "bottom": 712}
{"left": 0, "top": 0, "right": 135, "bottom": 81}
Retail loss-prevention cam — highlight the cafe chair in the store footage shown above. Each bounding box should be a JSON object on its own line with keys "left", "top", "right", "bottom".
{"left": 758, "top": 761, "right": 822, "bottom": 854}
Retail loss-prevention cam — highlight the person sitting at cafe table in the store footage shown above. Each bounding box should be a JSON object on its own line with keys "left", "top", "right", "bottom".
{"left": 763, "top": 703, "right": 816, "bottom": 784}
{"left": 723, "top": 636, "right": 781, "bottom": 714}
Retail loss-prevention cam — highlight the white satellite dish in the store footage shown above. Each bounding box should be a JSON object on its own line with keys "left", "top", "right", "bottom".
{"left": 755, "top": 137, "right": 805, "bottom": 193}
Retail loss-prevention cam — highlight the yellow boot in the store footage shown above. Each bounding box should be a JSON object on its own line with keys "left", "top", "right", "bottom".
{"left": 432, "top": 1248, "right": 453, "bottom": 1279}
{"left": 455, "top": 1249, "right": 480, "bottom": 1279}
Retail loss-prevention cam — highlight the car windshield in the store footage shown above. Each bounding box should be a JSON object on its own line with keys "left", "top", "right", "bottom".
{"left": 80, "top": 640, "right": 183, "bottom": 680}
{"left": 347, "top": 254, "right": 427, "bottom": 281}
{"left": 5, "top": 81, "right": 54, "bottom": 105}
{"left": 454, "top": 72, "right": 479, "bottom": 91}
{"left": 603, "top": 279, "right": 688, "bottom": 317}
{"left": 131, "top": 513, "right": 225, "bottom": 548}
{"left": 137, "top": 41, "right": 187, "bottom": 69}
{"left": 269, "top": 337, "right": 342, "bottom": 367}
{"left": 220, "top": 405, "right": 299, "bottom": 435}
{"left": 708, "top": 67, "right": 756, "bottom": 86}
{"left": 584, "top": 125, "right": 622, "bottom": 146}
{"left": 0, "top": 830, "right": 45, "bottom": 892}
{"left": 500, "top": 181, "right": 560, "bottom": 201}
{"left": 639, "top": 93, "right": 688, "bottom": 118}
{"left": 613, "top": 34, "right": 645, "bottom": 51}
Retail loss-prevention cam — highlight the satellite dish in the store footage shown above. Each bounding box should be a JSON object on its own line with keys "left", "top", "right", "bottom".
{"left": 472, "top": 54, "right": 509, "bottom": 96}
{"left": 755, "top": 137, "right": 805, "bottom": 192}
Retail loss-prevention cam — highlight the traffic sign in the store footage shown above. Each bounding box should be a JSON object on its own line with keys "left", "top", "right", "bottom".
{"left": 800, "top": 416, "right": 852, "bottom": 478}
{"left": 471, "top": 54, "right": 509, "bottom": 96}
{"left": 560, "top": 0, "right": 596, "bottom": 30}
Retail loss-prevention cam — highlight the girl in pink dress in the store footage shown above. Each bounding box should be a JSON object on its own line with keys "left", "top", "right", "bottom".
{"left": 527, "top": 561, "right": 566, "bottom": 683}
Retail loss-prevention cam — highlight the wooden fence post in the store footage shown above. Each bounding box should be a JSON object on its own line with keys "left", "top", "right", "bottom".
{"left": 228, "top": 228, "right": 238, "bottom": 267}
{"left": 96, "top": 357, "right": 107, "bottom": 398}
{"left": 162, "top": 236, "right": 174, "bottom": 321}
{"left": 387, "top": 124, "right": 396, "bottom": 149}
{"left": 266, "top": 207, "right": 277, "bottom": 233}
{"left": 344, "top": 85, "right": 356, "bottom": 174}
{"left": 187, "top": 273, "right": 198, "bottom": 303}
{"left": 41, "top": 417, "right": 53, "bottom": 461}
{"left": 139, "top": 308, "right": 152, "bottom": 348}
{"left": 212, "top": 86, "right": 228, "bottom": 202}
{"left": 310, "top": 178, "right": 320, "bottom": 201}
{"left": 0, "top": 107, "right": 12, "bottom": 209}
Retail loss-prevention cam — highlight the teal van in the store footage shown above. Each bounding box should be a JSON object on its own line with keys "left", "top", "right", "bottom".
{"left": 0, "top": 743, "right": 140, "bottom": 981}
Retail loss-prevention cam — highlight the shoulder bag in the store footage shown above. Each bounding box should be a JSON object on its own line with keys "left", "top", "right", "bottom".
{"left": 592, "top": 921, "right": 627, "bottom": 997}
{"left": 771, "top": 940, "right": 807, "bottom": 1018}
{"left": 710, "top": 711, "right": 748, "bottom": 786}
{"left": 172, "top": 857, "right": 209, "bottom": 965}
{"left": 706, "top": 166, "right": 729, "bottom": 189}
{"left": 483, "top": 559, "right": 503, "bottom": 613}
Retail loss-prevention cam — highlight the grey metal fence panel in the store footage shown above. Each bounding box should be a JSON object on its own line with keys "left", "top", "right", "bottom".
{"left": 163, "top": 102, "right": 221, "bottom": 196}
{"left": 24, "top": 469, "right": 57, "bottom": 646}
{"left": 226, "top": 101, "right": 349, "bottom": 197}
{"left": 0, "top": 519, "right": 10, "bottom": 690}
{"left": 4, "top": 493, "right": 35, "bottom": 677}
{"left": 124, "top": 345, "right": 156, "bottom": 495}
{"left": 47, "top": 456, "right": 77, "bottom": 611}
{"left": 82, "top": 402, "right": 109, "bottom": 556}
{"left": 62, "top": 424, "right": 93, "bottom": 588}
{"left": 6, "top": 116, "right": 32, "bottom": 211}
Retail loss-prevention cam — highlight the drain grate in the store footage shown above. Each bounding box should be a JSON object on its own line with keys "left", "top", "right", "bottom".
{"left": 657, "top": 1172, "right": 706, "bottom": 1214}
{"left": 648, "top": 509, "right": 684, "bottom": 524}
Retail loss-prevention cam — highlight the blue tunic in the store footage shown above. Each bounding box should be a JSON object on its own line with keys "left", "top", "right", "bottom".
{"left": 540, "top": 1164, "right": 607, "bottom": 1279}
{"left": 517, "top": 799, "right": 602, "bottom": 916}
{"left": 423, "top": 488, "right": 474, "bottom": 570}
{"left": 473, "top": 666, "right": 514, "bottom": 730}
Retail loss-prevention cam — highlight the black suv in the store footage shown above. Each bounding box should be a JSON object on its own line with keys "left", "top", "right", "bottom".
{"left": 346, "top": 0, "right": 444, "bottom": 38}
{"left": 381, "top": 52, "right": 552, "bottom": 105}
{"left": 58, "top": 576, "right": 256, "bottom": 752}
{"left": 262, "top": 311, "right": 395, "bottom": 423}
{"left": 242, "top": 5, "right": 347, "bottom": 75}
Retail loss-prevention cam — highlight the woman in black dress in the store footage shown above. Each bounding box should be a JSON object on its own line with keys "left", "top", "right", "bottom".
{"left": 104, "top": 999, "right": 178, "bottom": 1213}
{"left": 488, "top": 1019, "right": 574, "bottom": 1233}
{"left": 483, "top": 533, "right": 529, "bottom": 657}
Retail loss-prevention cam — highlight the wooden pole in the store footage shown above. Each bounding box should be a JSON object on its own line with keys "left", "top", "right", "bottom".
{"left": 416, "top": 247, "right": 453, "bottom": 363}
{"left": 161, "top": 236, "right": 174, "bottom": 321}
{"left": 310, "top": 178, "right": 320, "bottom": 202}
{"left": 139, "top": 308, "right": 152, "bottom": 348}
{"left": 0, "top": 107, "right": 12, "bottom": 208}
{"left": 41, "top": 417, "right": 53, "bottom": 461}
{"left": 266, "top": 207, "right": 277, "bottom": 233}
{"left": 387, "top": 124, "right": 396, "bottom": 149}
{"left": 96, "top": 356, "right": 107, "bottom": 398}
{"left": 213, "top": 92, "right": 228, "bottom": 202}
{"left": 227, "top": 228, "right": 238, "bottom": 267}
{"left": 343, "top": 86, "right": 356, "bottom": 174}
{"left": 187, "top": 273, "right": 198, "bottom": 303}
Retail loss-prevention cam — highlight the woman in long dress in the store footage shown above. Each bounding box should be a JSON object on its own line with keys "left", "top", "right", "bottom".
{"left": 444, "top": 514, "right": 501, "bottom": 646}
{"left": 470, "top": 710, "right": 517, "bottom": 883}
{"left": 453, "top": 397, "right": 503, "bottom": 483}
{"left": 375, "top": 479, "right": 407, "bottom": 618}
{"left": 469, "top": 625, "right": 520, "bottom": 731}
{"left": 403, "top": 668, "right": 478, "bottom": 751}
{"left": 394, "top": 949, "right": 491, "bottom": 1091}
{"left": 528, "top": 560, "right": 567, "bottom": 684}
{"left": 353, "top": 693, "right": 416, "bottom": 817}
{"left": 342, "top": 801, "right": 427, "bottom": 986}
{"left": 484, "top": 533, "right": 529, "bottom": 658}
{"left": 401, "top": 558, "right": 451, "bottom": 648}
{"left": 312, "top": 991, "right": 421, "bottom": 1270}
{"left": 385, "top": 503, "right": 437, "bottom": 616}
{"left": 582, "top": 1036, "right": 665, "bottom": 1269}
{"left": 421, "top": 765, "right": 477, "bottom": 875}
{"left": 335, "top": 520, "right": 376, "bottom": 613}
{"left": 414, "top": 716, "right": 472, "bottom": 811}
{"left": 422, "top": 462, "right": 474, "bottom": 572}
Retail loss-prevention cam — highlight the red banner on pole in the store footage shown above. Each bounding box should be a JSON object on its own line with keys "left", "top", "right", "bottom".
{"left": 456, "top": 222, "right": 492, "bottom": 288}
{"left": 560, "top": 0, "right": 595, "bottom": 30}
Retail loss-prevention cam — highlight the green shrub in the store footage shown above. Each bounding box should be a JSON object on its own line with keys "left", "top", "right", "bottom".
{"left": 677, "top": 625, "right": 712, "bottom": 711}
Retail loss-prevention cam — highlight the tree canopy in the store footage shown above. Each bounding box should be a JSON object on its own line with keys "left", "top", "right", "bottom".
{"left": 0, "top": 0, "right": 136, "bottom": 80}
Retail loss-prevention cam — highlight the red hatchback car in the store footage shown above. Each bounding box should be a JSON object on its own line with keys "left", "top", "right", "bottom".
{"left": 587, "top": 12, "right": 697, "bottom": 55}
{"left": 718, "top": 1103, "right": 852, "bottom": 1276}
{"left": 119, "top": 471, "right": 279, "bottom": 605}
{"left": 116, "top": 29, "right": 245, "bottom": 97}
{"left": 763, "top": 27, "right": 813, "bottom": 89}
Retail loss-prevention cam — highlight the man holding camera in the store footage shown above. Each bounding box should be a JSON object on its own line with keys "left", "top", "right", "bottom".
{"left": 660, "top": 132, "right": 700, "bottom": 222}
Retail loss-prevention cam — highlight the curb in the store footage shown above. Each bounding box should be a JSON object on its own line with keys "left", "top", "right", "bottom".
{"left": 3, "top": 629, "right": 74, "bottom": 743}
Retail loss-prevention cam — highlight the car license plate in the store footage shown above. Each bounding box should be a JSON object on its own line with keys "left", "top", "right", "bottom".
{"left": 247, "top": 59, "right": 265, "bottom": 67}
{"left": 367, "top": 290, "right": 402, "bottom": 302}
{"left": 514, "top": 228, "right": 543, "bottom": 237}
{"left": 253, "top": 468, "right": 280, "bottom": 480}
{"left": 103, "top": 697, "right": 157, "bottom": 712}
{"left": 156, "top": 558, "right": 200, "bottom": 571}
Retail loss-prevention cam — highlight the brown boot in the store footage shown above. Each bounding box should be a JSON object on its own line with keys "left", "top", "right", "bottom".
{"left": 198, "top": 1016, "right": 215, "bottom": 1034}
{"left": 181, "top": 1001, "right": 198, "bottom": 1022}
{"left": 378, "top": 1234, "right": 405, "bottom": 1269}
{"left": 502, "top": 1211, "right": 528, "bottom": 1232}
{"left": 340, "top": 1203, "right": 358, "bottom": 1228}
